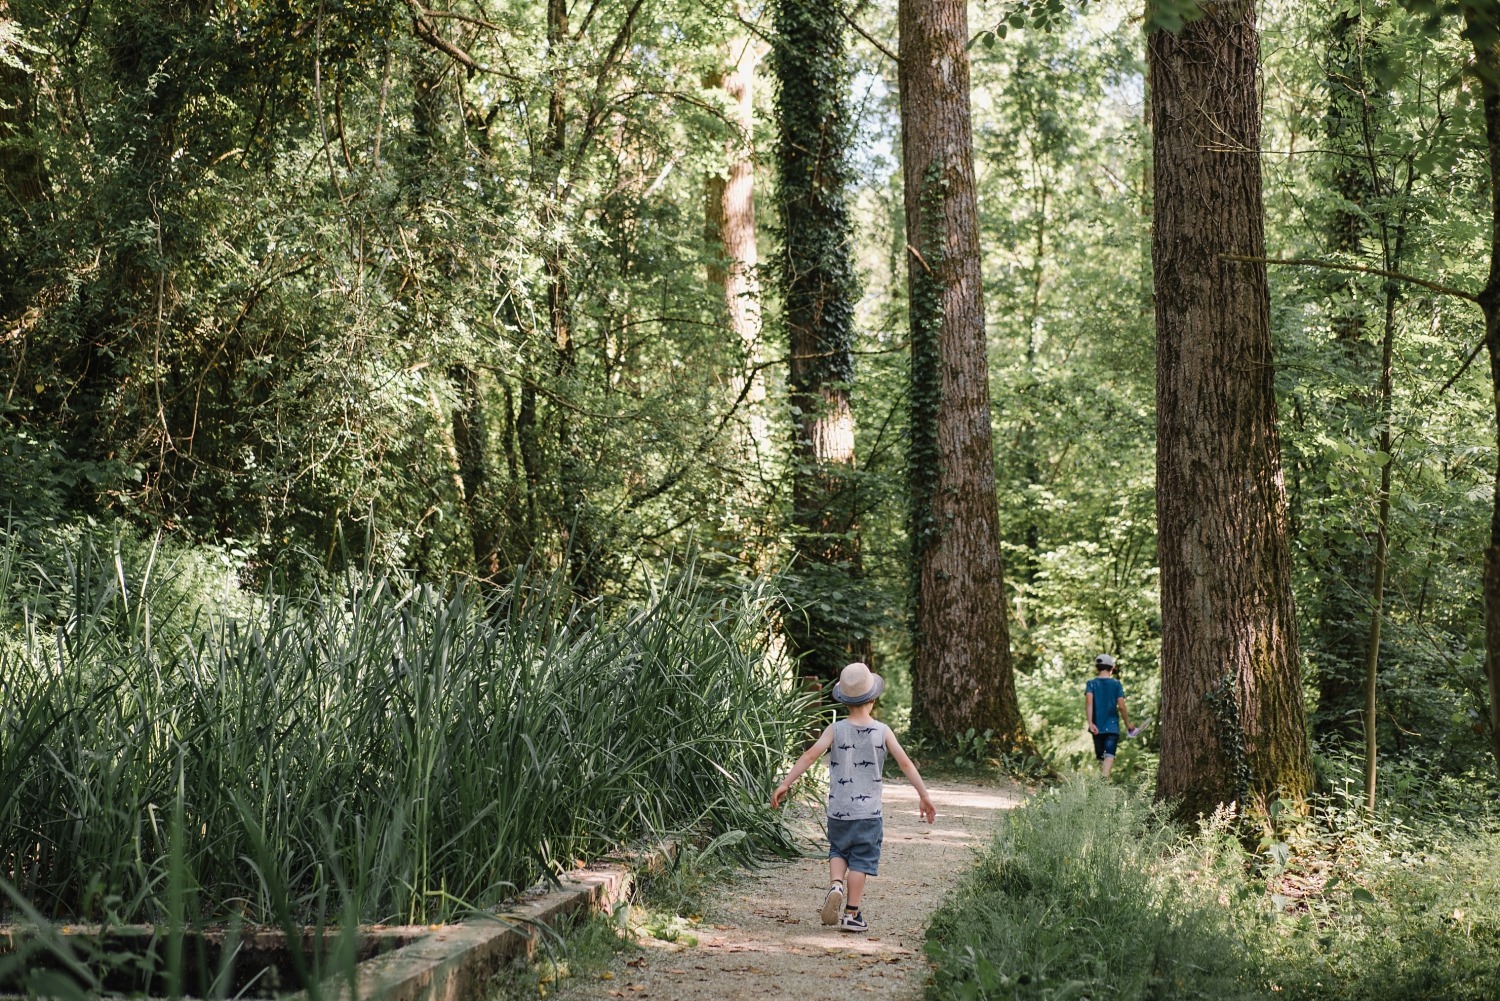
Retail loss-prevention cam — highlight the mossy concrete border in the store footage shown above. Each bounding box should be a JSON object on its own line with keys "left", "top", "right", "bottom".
{"left": 0, "top": 846, "right": 673, "bottom": 1001}
{"left": 308, "top": 845, "right": 675, "bottom": 1001}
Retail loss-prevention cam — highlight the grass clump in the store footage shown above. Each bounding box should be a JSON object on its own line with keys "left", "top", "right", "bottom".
{"left": 1253, "top": 786, "right": 1500, "bottom": 1001}
{"left": 924, "top": 779, "right": 1261, "bottom": 1001}
{"left": 0, "top": 531, "right": 813, "bottom": 929}
{"left": 927, "top": 776, "right": 1500, "bottom": 1001}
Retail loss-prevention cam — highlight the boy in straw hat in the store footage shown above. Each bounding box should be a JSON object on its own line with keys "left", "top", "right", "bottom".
{"left": 771, "top": 662, "right": 936, "bottom": 932}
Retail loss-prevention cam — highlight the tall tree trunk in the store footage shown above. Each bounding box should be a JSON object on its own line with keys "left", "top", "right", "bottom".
{"left": 1149, "top": 0, "right": 1313, "bottom": 816}
{"left": 1462, "top": 5, "right": 1500, "bottom": 775}
{"left": 405, "top": 54, "right": 500, "bottom": 580}
{"left": 450, "top": 364, "right": 501, "bottom": 579}
{"left": 705, "top": 31, "right": 769, "bottom": 484}
{"left": 542, "top": 0, "right": 602, "bottom": 595}
{"left": 1312, "top": 7, "right": 1375, "bottom": 744}
{"left": 771, "top": 0, "right": 868, "bottom": 680}
{"left": 0, "top": 53, "right": 45, "bottom": 333}
{"left": 1363, "top": 281, "right": 1395, "bottom": 808}
{"left": 899, "top": 0, "right": 1028, "bottom": 750}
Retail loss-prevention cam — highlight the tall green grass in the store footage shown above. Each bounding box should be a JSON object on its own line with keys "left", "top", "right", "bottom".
{"left": 925, "top": 780, "right": 1259, "bottom": 1001}
{"left": 926, "top": 778, "right": 1500, "bottom": 1001}
{"left": 1, "top": 533, "right": 811, "bottom": 927}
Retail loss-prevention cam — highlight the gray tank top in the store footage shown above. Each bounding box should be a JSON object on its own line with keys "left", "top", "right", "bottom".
{"left": 826, "top": 719, "right": 888, "bottom": 821}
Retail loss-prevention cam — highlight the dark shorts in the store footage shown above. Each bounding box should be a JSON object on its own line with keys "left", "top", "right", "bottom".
{"left": 1093, "top": 732, "right": 1120, "bottom": 760}
{"left": 827, "top": 817, "right": 883, "bottom": 876}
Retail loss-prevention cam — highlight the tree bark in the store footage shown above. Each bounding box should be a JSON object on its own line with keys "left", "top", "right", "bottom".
{"left": 1463, "top": 5, "right": 1500, "bottom": 776}
{"left": 1149, "top": 0, "right": 1313, "bottom": 816}
{"left": 0, "top": 54, "right": 45, "bottom": 322}
{"left": 899, "top": 0, "right": 1028, "bottom": 750}
{"left": 772, "top": 0, "right": 869, "bottom": 680}
{"left": 704, "top": 30, "right": 771, "bottom": 487}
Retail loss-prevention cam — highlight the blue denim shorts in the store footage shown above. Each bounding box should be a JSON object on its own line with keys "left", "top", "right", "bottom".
{"left": 827, "top": 817, "right": 883, "bottom": 876}
{"left": 1093, "top": 731, "right": 1120, "bottom": 760}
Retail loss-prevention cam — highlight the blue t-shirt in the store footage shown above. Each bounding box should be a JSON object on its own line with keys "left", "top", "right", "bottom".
{"left": 1085, "top": 676, "right": 1125, "bottom": 734}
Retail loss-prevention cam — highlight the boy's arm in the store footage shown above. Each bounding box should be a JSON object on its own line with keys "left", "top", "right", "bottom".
{"left": 884, "top": 727, "right": 937, "bottom": 823}
{"left": 771, "top": 725, "right": 834, "bottom": 808}
{"left": 1085, "top": 690, "right": 1098, "bottom": 734}
{"left": 1116, "top": 695, "right": 1132, "bottom": 732}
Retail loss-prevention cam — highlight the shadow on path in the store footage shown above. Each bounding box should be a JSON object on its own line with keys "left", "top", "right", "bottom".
{"left": 557, "top": 778, "right": 1023, "bottom": 1000}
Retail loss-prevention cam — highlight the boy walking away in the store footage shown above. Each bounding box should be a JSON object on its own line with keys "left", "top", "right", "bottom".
{"left": 1085, "top": 654, "right": 1136, "bottom": 777}
{"left": 770, "top": 662, "right": 936, "bottom": 933}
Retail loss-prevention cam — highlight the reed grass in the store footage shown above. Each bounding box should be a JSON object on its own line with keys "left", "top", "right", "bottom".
{"left": 0, "top": 532, "right": 812, "bottom": 928}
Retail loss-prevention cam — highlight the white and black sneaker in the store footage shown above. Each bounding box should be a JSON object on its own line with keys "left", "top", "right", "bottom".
{"left": 839, "top": 907, "right": 868, "bottom": 932}
{"left": 820, "top": 881, "right": 845, "bottom": 925}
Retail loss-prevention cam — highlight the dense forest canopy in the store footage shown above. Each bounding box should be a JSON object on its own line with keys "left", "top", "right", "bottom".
{"left": 2, "top": 0, "right": 1498, "bottom": 787}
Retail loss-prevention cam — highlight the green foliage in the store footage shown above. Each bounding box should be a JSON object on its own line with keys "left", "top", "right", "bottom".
{"left": 929, "top": 778, "right": 1500, "bottom": 1001}
{"left": 925, "top": 780, "right": 1261, "bottom": 1001}
{"left": 0, "top": 0, "right": 763, "bottom": 586}
{"left": 1253, "top": 772, "right": 1500, "bottom": 1000}
{"left": 0, "top": 530, "right": 814, "bottom": 925}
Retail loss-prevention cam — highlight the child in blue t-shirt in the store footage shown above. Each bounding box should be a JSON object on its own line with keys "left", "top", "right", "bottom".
{"left": 1085, "top": 654, "right": 1135, "bottom": 777}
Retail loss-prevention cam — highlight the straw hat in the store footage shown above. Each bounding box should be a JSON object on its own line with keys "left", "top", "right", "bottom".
{"left": 832, "top": 661, "right": 885, "bottom": 705}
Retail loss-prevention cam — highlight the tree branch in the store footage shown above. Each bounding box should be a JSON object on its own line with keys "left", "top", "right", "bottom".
{"left": 404, "top": 0, "right": 480, "bottom": 76}
{"left": 906, "top": 243, "right": 933, "bottom": 274}
{"left": 1438, "top": 334, "right": 1487, "bottom": 395}
{"left": 840, "top": 8, "right": 899, "bottom": 64}
{"left": 1220, "top": 254, "right": 1481, "bottom": 304}
{"left": 1222, "top": 255, "right": 1491, "bottom": 396}
{"left": 419, "top": 7, "right": 504, "bottom": 32}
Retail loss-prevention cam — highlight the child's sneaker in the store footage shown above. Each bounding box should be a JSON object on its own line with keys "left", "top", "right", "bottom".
{"left": 820, "top": 881, "right": 845, "bottom": 925}
{"left": 839, "top": 907, "right": 868, "bottom": 932}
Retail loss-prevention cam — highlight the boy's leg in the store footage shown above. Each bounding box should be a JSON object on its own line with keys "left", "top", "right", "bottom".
{"left": 1099, "top": 733, "right": 1119, "bottom": 777}
{"left": 822, "top": 856, "right": 848, "bottom": 925}
{"left": 844, "top": 870, "right": 867, "bottom": 907}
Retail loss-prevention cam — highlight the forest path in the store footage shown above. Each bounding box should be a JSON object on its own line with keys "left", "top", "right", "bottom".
{"left": 556, "top": 779, "right": 1023, "bottom": 1001}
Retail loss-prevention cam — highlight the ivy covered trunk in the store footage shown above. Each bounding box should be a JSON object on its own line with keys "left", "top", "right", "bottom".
{"left": 899, "top": 0, "right": 1028, "bottom": 750}
{"left": 1464, "top": 6, "right": 1500, "bottom": 775}
{"left": 1149, "top": 0, "right": 1313, "bottom": 817}
{"left": 771, "top": 0, "right": 869, "bottom": 680}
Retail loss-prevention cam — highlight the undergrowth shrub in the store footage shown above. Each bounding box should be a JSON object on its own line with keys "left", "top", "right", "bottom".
{"left": 927, "top": 777, "right": 1500, "bottom": 1001}
{"left": 925, "top": 779, "right": 1260, "bottom": 1001}
{"left": 0, "top": 531, "right": 812, "bottom": 926}
{"left": 1256, "top": 788, "right": 1500, "bottom": 1001}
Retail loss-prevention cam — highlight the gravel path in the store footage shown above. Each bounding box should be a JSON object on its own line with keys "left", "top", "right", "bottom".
{"left": 557, "top": 779, "right": 1023, "bottom": 1001}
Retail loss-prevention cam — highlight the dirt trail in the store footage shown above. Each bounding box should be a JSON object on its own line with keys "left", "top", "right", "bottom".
{"left": 558, "top": 779, "right": 1023, "bottom": 1001}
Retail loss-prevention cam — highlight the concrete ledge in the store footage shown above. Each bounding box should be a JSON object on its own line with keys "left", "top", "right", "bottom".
{"left": 2, "top": 846, "right": 673, "bottom": 1001}
{"left": 310, "top": 846, "right": 673, "bottom": 1001}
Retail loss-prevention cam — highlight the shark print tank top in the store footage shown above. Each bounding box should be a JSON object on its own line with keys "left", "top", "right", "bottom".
{"left": 825, "top": 719, "right": 888, "bottom": 821}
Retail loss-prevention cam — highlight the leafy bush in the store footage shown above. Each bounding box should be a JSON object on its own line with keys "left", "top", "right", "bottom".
{"left": 926, "top": 777, "right": 1500, "bottom": 1001}
{"left": 1254, "top": 784, "right": 1500, "bottom": 1001}
{"left": 925, "top": 779, "right": 1260, "bottom": 1001}
{"left": 0, "top": 532, "right": 813, "bottom": 926}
